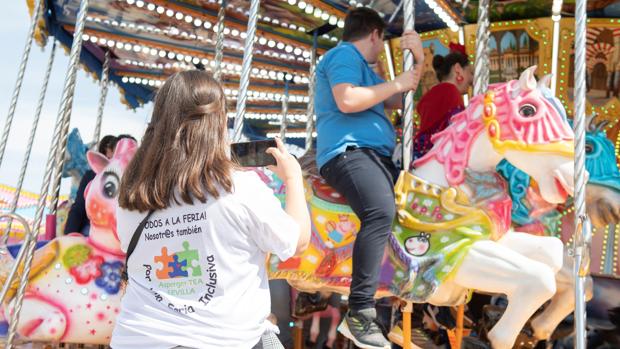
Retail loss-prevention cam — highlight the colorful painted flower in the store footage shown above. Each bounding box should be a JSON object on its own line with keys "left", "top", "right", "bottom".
{"left": 95, "top": 261, "right": 124, "bottom": 295}
{"left": 62, "top": 244, "right": 92, "bottom": 269}
{"left": 70, "top": 255, "right": 104, "bottom": 284}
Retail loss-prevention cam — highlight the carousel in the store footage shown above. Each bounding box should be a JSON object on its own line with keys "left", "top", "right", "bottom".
{"left": 0, "top": 0, "right": 619, "bottom": 348}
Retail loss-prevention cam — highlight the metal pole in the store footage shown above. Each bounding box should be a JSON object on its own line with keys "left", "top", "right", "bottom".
{"left": 92, "top": 49, "right": 111, "bottom": 146}
{"left": 2, "top": 40, "right": 57, "bottom": 243}
{"left": 280, "top": 79, "right": 289, "bottom": 141}
{"left": 15, "top": 10, "right": 90, "bottom": 337}
{"left": 401, "top": 0, "right": 415, "bottom": 170}
{"left": 0, "top": 0, "right": 44, "bottom": 168}
{"left": 214, "top": 0, "right": 227, "bottom": 81}
{"left": 47, "top": 0, "right": 90, "bottom": 215}
{"left": 3, "top": 6, "right": 90, "bottom": 340}
{"left": 304, "top": 31, "right": 318, "bottom": 153}
{"left": 232, "top": 0, "right": 260, "bottom": 142}
{"left": 473, "top": 0, "right": 490, "bottom": 96}
{"left": 572, "top": 0, "right": 589, "bottom": 347}
{"left": 550, "top": 0, "right": 563, "bottom": 95}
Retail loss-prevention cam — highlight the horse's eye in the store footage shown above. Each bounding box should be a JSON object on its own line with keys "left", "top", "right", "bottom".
{"left": 585, "top": 143, "right": 594, "bottom": 154}
{"left": 102, "top": 173, "right": 120, "bottom": 199}
{"left": 519, "top": 104, "right": 537, "bottom": 117}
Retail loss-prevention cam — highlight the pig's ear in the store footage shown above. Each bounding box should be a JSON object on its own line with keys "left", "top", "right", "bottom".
{"left": 87, "top": 151, "right": 109, "bottom": 174}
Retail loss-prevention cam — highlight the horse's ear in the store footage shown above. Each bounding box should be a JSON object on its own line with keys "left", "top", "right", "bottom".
{"left": 87, "top": 151, "right": 109, "bottom": 174}
{"left": 537, "top": 74, "right": 552, "bottom": 89}
{"left": 519, "top": 65, "right": 537, "bottom": 91}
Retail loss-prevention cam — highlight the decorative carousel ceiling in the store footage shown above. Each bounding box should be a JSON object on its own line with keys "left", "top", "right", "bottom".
{"left": 26, "top": 0, "right": 620, "bottom": 140}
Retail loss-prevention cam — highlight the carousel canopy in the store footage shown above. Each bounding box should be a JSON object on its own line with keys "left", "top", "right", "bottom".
{"left": 25, "top": 0, "right": 620, "bottom": 142}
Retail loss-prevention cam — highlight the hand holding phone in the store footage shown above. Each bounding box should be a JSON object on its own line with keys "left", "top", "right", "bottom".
{"left": 231, "top": 139, "right": 277, "bottom": 167}
{"left": 265, "top": 138, "right": 302, "bottom": 182}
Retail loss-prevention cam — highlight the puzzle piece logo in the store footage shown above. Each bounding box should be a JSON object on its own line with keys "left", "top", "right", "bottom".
{"left": 177, "top": 241, "right": 202, "bottom": 277}
{"left": 153, "top": 242, "right": 201, "bottom": 279}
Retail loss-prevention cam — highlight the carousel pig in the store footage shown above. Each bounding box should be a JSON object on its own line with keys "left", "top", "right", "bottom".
{"left": 1, "top": 138, "right": 137, "bottom": 344}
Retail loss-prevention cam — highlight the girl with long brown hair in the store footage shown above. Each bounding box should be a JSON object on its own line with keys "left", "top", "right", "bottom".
{"left": 111, "top": 70, "right": 310, "bottom": 349}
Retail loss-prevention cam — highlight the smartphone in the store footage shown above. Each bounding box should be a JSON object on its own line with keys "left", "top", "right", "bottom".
{"left": 231, "top": 139, "right": 277, "bottom": 167}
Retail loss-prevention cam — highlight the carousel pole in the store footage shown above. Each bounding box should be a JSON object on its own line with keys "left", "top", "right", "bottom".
{"left": 473, "top": 0, "right": 490, "bottom": 96}
{"left": 280, "top": 79, "right": 289, "bottom": 141}
{"left": 304, "top": 31, "right": 318, "bottom": 153}
{"left": 572, "top": 0, "right": 590, "bottom": 348}
{"left": 0, "top": 0, "right": 44, "bottom": 168}
{"left": 2, "top": 40, "right": 57, "bottom": 243}
{"left": 213, "top": 0, "right": 227, "bottom": 81}
{"left": 232, "top": 0, "right": 260, "bottom": 142}
{"left": 4, "top": 0, "right": 90, "bottom": 346}
{"left": 92, "top": 49, "right": 111, "bottom": 147}
{"left": 550, "top": 0, "right": 563, "bottom": 95}
{"left": 401, "top": 0, "right": 415, "bottom": 184}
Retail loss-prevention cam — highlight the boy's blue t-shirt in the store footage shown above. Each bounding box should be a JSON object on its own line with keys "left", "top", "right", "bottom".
{"left": 314, "top": 42, "right": 396, "bottom": 170}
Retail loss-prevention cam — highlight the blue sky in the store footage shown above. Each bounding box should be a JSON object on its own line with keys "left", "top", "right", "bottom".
{"left": 0, "top": 2, "right": 151, "bottom": 195}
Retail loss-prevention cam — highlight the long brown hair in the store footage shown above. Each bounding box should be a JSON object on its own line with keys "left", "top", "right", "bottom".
{"left": 119, "top": 70, "right": 235, "bottom": 211}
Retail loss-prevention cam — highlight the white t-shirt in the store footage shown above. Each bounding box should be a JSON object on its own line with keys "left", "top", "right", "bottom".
{"left": 111, "top": 171, "right": 299, "bottom": 349}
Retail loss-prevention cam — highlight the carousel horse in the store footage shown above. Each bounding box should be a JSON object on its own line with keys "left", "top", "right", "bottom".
{"left": 0, "top": 138, "right": 137, "bottom": 344}
{"left": 268, "top": 66, "right": 577, "bottom": 349}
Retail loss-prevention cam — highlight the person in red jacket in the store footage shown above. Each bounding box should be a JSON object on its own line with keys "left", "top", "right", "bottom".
{"left": 412, "top": 44, "right": 472, "bottom": 162}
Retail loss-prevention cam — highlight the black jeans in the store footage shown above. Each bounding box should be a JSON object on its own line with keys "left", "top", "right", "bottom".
{"left": 320, "top": 148, "right": 399, "bottom": 312}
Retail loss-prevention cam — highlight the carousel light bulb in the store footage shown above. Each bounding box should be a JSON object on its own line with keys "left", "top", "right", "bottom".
{"left": 136, "top": 78, "right": 142, "bottom": 84}
{"left": 260, "top": 69, "right": 268, "bottom": 75}
{"left": 290, "top": 24, "right": 297, "bottom": 30}
{"left": 231, "top": 29, "right": 240, "bottom": 36}
{"left": 142, "top": 46, "right": 150, "bottom": 54}
{"left": 264, "top": 16, "right": 272, "bottom": 23}
{"left": 127, "top": 0, "right": 135, "bottom": 4}
{"left": 337, "top": 19, "right": 345, "bottom": 28}
{"left": 184, "top": 55, "right": 192, "bottom": 62}
{"left": 82, "top": 34, "right": 90, "bottom": 41}
{"left": 268, "top": 40, "right": 276, "bottom": 47}
{"left": 107, "top": 40, "right": 115, "bottom": 47}
{"left": 298, "top": 1, "right": 307, "bottom": 10}
{"left": 223, "top": 27, "right": 231, "bottom": 35}
{"left": 259, "top": 37, "right": 268, "bottom": 45}
{"left": 288, "top": 0, "right": 296, "bottom": 5}
{"left": 322, "top": 13, "right": 330, "bottom": 21}
{"left": 122, "top": 76, "right": 129, "bottom": 83}
{"left": 329, "top": 15, "right": 338, "bottom": 25}
{"left": 293, "top": 75, "right": 301, "bottom": 83}
{"left": 185, "top": 15, "right": 193, "bottom": 23}
{"left": 305, "top": 5, "right": 313, "bottom": 14}
{"left": 123, "top": 43, "right": 132, "bottom": 50}
{"left": 167, "top": 52, "right": 176, "bottom": 59}
{"left": 147, "top": 3, "right": 155, "bottom": 10}
{"left": 314, "top": 8, "right": 322, "bottom": 18}
{"left": 175, "top": 12, "right": 184, "bottom": 20}
{"left": 277, "top": 42, "right": 285, "bottom": 49}
{"left": 194, "top": 19, "right": 203, "bottom": 27}
{"left": 149, "top": 80, "right": 155, "bottom": 86}
{"left": 298, "top": 26, "right": 306, "bottom": 32}
{"left": 177, "top": 53, "right": 185, "bottom": 60}
{"left": 129, "top": 77, "right": 136, "bottom": 83}
{"left": 204, "top": 21, "right": 212, "bottom": 29}
{"left": 166, "top": 9, "right": 174, "bottom": 17}
{"left": 192, "top": 57, "right": 200, "bottom": 64}
{"left": 284, "top": 45, "right": 293, "bottom": 53}
{"left": 136, "top": 0, "right": 144, "bottom": 7}
{"left": 133, "top": 44, "right": 142, "bottom": 52}
{"left": 156, "top": 6, "right": 165, "bottom": 14}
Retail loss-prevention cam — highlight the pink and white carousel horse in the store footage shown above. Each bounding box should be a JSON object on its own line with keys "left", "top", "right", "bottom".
{"left": 1, "top": 138, "right": 137, "bottom": 344}
{"left": 269, "top": 66, "right": 580, "bottom": 349}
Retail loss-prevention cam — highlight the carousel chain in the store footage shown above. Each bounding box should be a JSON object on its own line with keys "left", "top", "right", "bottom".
{"left": 2, "top": 40, "right": 57, "bottom": 244}
{"left": 0, "top": 0, "right": 44, "bottom": 169}
{"left": 401, "top": 0, "right": 415, "bottom": 170}
{"left": 304, "top": 31, "right": 318, "bottom": 153}
{"left": 232, "top": 0, "right": 260, "bottom": 142}
{"left": 92, "top": 49, "right": 111, "bottom": 147}
{"left": 280, "top": 80, "right": 289, "bottom": 141}
{"left": 572, "top": 0, "right": 590, "bottom": 347}
{"left": 5, "top": 3, "right": 91, "bottom": 344}
{"left": 213, "top": 0, "right": 227, "bottom": 81}
{"left": 473, "top": 0, "right": 490, "bottom": 96}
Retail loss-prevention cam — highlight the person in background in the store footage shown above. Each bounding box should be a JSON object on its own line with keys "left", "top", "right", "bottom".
{"left": 314, "top": 7, "right": 424, "bottom": 349}
{"left": 64, "top": 134, "right": 118, "bottom": 235}
{"left": 412, "top": 43, "right": 472, "bottom": 162}
{"left": 111, "top": 70, "right": 311, "bottom": 349}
